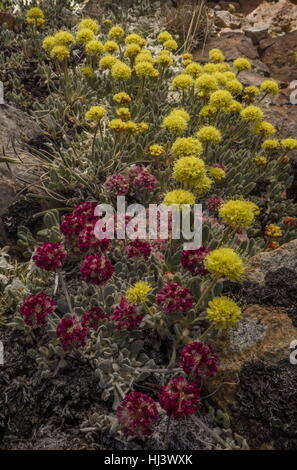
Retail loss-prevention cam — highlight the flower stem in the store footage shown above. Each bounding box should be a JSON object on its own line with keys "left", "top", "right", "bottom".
{"left": 59, "top": 271, "right": 73, "bottom": 315}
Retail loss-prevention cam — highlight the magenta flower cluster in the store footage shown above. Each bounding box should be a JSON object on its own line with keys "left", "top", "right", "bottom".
{"left": 116, "top": 392, "right": 160, "bottom": 437}
{"left": 206, "top": 195, "right": 224, "bottom": 213}
{"left": 33, "top": 242, "right": 67, "bottom": 271}
{"left": 111, "top": 297, "right": 144, "bottom": 330}
{"left": 127, "top": 240, "right": 152, "bottom": 260}
{"left": 81, "top": 306, "right": 108, "bottom": 329}
{"left": 56, "top": 315, "right": 88, "bottom": 350}
{"left": 20, "top": 293, "right": 56, "bottom": 327}
{"left": 105, "top": 174, "right": 130, "bottom": 196}
{"left": 180, "top": 246, "right": 210, "bottom": 276}
{"left": 155, "top": 283, "right": 193, "bottom": 313}
{"left": 159, "top": 376, "right": 201, "bottom": 420}
{"left": 80, "top": 253, "right": 114, "bottom": 285}
{"left": 128, "top": 166, "right": 158, "bottom": 192}
{"left": 179, "top": 341, "right": 218, "bottom": 379}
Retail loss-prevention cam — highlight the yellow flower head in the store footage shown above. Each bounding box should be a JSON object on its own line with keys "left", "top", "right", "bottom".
{"left": 210, "top": 167, "right": 226, "bottom": 181}
{"left": 209, "top": 48, "right": 225, "bottom": 63}
{"left": 195, "top": 74, "right": 218, "bottom": 93}
{"left": 213, "top": 72, "right": 227, "bottom": 86}
{"left": 233, "top": 57, "right": 251, "bottom": 72}
{"left": 149, "top": 144, "right": 165, "bottom": 157}
{"left": 196, "top": 126, "right": 222, "bottom": 144}
{"left": 85, "top": 106, "right": 106, "bottom": 121}
{"left": 104, "top": 40, "right": 119, "bottom": 53}
{"left": 194, "top": 176, "right": 212, "bottom": 197}
{"left": 227, "top": 100, "right": 243, "bottom": 113}
{"left": 42, "top": 36, "right": 55, "bottom": 51}
{"left": 185, "top": 62, "right": 203, "bottom": 78}
{"left": 219, "top": 200, "right": 257, "bottom": 229}
{"left": 54, "top": 31, "right": 75, "bottom": 46}
{"left": 170, "top": 108, "right": 190, "bottom": 121}
{"left": 78, "top": 18, "right": 99, "bottom": 34}
{"left": 244, "top": 86, "right": 260, "bottom": 97}
{"left": 108, "top": 25, "right": 125, "bottom": 40}
{"left": 216, "top": 62, "right": 230, "bottom": 72}
{"left": 80, "top": 66, "right": 94, "bottom": 77}
{"left": 124, "top": 43, "right": 141, "bottom": 58}
{"left": 224, "top": 71, "right": 236, "bottom": 80}
{"left": 76, "top": 28, "right": 95, "bottom": 44}
{"left": 113, "top": 92, "right": 131, "bottom": 104}
{"left": 135, "top": 61, "right": 157, "bottom": 77}
{"left": 173, "top": 156, "right": 206, "bottom": 186}
{"left": 253, "top": 121, "right": 276, "bottom": 137}
{"left": 254, "top": 156, "right": 268, "bottom": 167}
{"left": 209, "top": 90, "right": 233, "bottom": 109}
{"left": 199, "top": 105, "right": 217, "bottom": 117}
{"left": 135, "top": 52, "right": 154, "bottom": 64}
{"left": 204, "top": 248, "right": 245, "bottom": 281}
{"left": 99, "top": 55, "right": 119, "bottom": 69}
{"left": 264, "top": 224, "right": 283, "bottom": 238}
{"left": 103, "top": 19, "right": 112, "bottom": 26}
{"left": 281, "top": 138, "right": 297, "bottom": 150}
{"left": 207, "top": 296, "right": 242, "bottom": 328}
{"left": 27, "top": 7, "right": 44, "bottom": 19}
{"left": 109, "top": 119, "right": 128, "bottom": 132}
{"left": 163, "top": 189, "right": 196, "bottom": 207}
{"left": 171, "top": 137, "right": 203, "bottom": 158}
{"left": 50, "top": 45, "right": 70, "bottom": 61}
{"left": 260, "top": 80, "right": 279, "bottom": 95}
{"left": 172, "top": 73, "right": 194, "bottom": 89}
{"left": 85, "top": 39, "right": 104, "bottom": 55}
{"left": 116, "top": 107, "right": 130, "bottom": 120}
{"left": 157, "top": 31, "right": 173, "bottom": 43}
{"left": 241, "top": 105, "right": 264, "bottom": 122}
{"left": 156, "top": 52, "right": 174, "bottom": 67}
{"left": 261, "top": 139, "right": 280, "bottom": 151}
{"left": 225, "top": 79, "right": 243, "bottom": 95}
{"left": 125, "top": 121, "right": 138, "bottom": 133}
{"left": 27, "top": 17, "right": 44, "bottom": 26}
{"left": 111, "top": 61, "right": 132, "bottom": 80}
{"left": 203, "top": 63, "right": 217, "bottom": 74}
{"left": 183, "top": 53, "right": 193, "bottom": 60}
{"left": 136, "top": 122, "right": 149, "bottom": 133}
{"left": 163, "top": 39, "right": 178, "bottom": 50}
{"left": 126, "top": 281, "right": 152, "bottom": 304}
{"left": 125, "top": 33, "right": 146, "bottom": 47}
{"left": 161, "top": 114, "right": 187, "bottom": 134}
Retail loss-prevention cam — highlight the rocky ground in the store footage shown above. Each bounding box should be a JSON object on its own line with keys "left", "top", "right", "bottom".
{"left": 0, "top": 0, "right": 297, "bottom": 451}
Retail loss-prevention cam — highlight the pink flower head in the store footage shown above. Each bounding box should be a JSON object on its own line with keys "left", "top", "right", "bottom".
{"left": 206, "top": 195, "right": 224, "bottom": 213}
{"left": 179, "top": 341, "right": 218, "bottom": 379}
{"left": 77, "top": 221, "right": 110, "bottom": 253}
{"left": 127, "top": 240, "right": 151, "bottom": 260}
{"left": 116, "top": 392, "right": 160, "bottom": 437}
{"left": 60, "top": 213, "right": 84, "bottom": 238}
{"left": 33, "top": 242, "right": 67, "bottom": 271}
{"left": 159, "top": 376, "right": 200, "bottom": 420}
{"left": 73, "top": 201, "right": 97, "bottom": 222}
{"left": 111, "top": 297, "right": 144, "bottom": 330}
{"left": 128, "top": 166, "right": 158, "bottom": 192}
{"left": 56, "top": 315, "right": 88, "bottom": 350}
{"left": 105, "top": 174, "right": 129, "bottom": 196}
{"left": 20, "top": 293, "right": 56, "bottom": 327}
{"left": 81, "top": 306, "right": 108, "bottom": 329}
{"left": 180, "top": 246, "right": 210, "bottom": 276}
{"left": 80, "top": 253, "right": 114, "bottom": 285}
{"left": 155, "top": 283, "right": 193, "bottom": 313}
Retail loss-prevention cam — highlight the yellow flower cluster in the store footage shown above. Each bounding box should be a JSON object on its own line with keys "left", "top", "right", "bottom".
{"left": 116, "top": 107, "right": 131, "bottom": 120}
{"left": 157, "top": 31, "right": 173, "bottom": 43}
{"left": 126, "top": 281, "right": 151, "bottom": 304}
{"left": 172, "top": 73, "right": 194, "bottom": 89}
{"left": 219, "top": 200, "right": 258, "bottom": 229}
{"left": 111, "top": 61, "right": 132, "bottom": 80}
{"left": 196, "top": 126, "right": 221, "bottom": 144}
{"left": 125, "top": 33, "right": 146, "bottom": 47}
{"left": 113, "top": 92, "right": 131, "bottom": 104}
{"left": 76, "top": 28, "right": 95, "bottom": 44}
{"left": 85, "top": 40, "right": 104, "bottom": 55}
{"left": 78, "top": 18, "right": 99, "bottom": 34}
{"left": 104, "top": 40, "right": 119, "bottom": 53}
{"left": 161, "top": 109, "right": 189, "bottom": 134}
{"left": 50, "top": 45, "right": 70, "bottom": 61}
{"left": 163, "top": 189, "right": 195, "bottom": 207}
{"left": 173, "top": 156, "right": 206, "bottom": 187}
{"left": 54, "top": 31, "right": 75, "bottom": 46}
{"left": 261, "top": 139, "right": 280, "bottom": 150}
{"left": 171, "top": 137, "right": 203, "bottom": 158}
{"left": 124, "top": 44, "right": 141, "bottom": 58}
{"left": 233, "top": 57, "right": 251, "bottom": 72}
{"left": 99, "top": 55, "right": 118, "bottom": 69}
{"left": 209, "top": 90, "right": 233, "bottom": 109}
{"left": 209, "top": 48, "right": 225, "bottom": 63}
{"left": 163, "top": 39, "right": 178, "bottom": 50}
{"left": 264, "top": 224, "right": 283, "bottom": 238}
{"left": 204, "top": 248, "right": 245, "bottom": 281}
{"left": 26, "top": 7, "right": 44, "bottom": 26}
{"left": 241, "top": 105, "right": 264, "bottom": 122}
{"left": 281, "top": 138, "right": 297, "bottom": 150}
{"left": 185, "top": 62, "right": 203, "bottom": 78}
{"left": 135, "top": 61, "right": 158, "bottom": 77}
{"left": 108, "top": 26, "right": 125, "bottom": 40}
{"left": 209, "top": 167, "right": 226, "bottom": 181}
{"left": 253, "top": 121, "right": 276, "bottom": 137}
{"left": 194, "top": 176, "right": 212, "bottom": 197}
{"left": 254, "top": 156, "right": 268, "bottom": 167}
{"left": 260, "top": 80, "right": 279, "bottom": 95}
{"left": 85, "top": 106, "right": 106, "bottom": 121}
{"left": 207, "top": 296, "right": 242, "bottom": 328}
{"left": 149, "top": 145, "right": 165, "bottom": 157}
